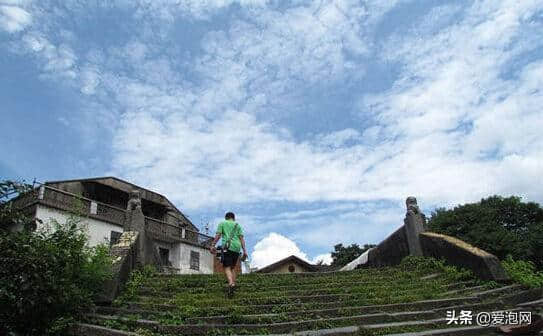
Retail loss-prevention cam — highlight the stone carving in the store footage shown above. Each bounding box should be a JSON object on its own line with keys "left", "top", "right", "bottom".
{"left": 123, "top": 189, "right": 147, "bottom": 266}
{"left": 406, "top": 196, "right": 427, "bottom": 228}
{"left": 126, "top": 190, "right": 142, "bottom": 211}
{"left": 406, "top": 196, "right": 420, "bottom": 214}
{"left": 404, "top": 196, "right": 425, "bottom": 256}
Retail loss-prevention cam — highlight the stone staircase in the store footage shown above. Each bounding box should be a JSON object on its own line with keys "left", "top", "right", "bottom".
{"left": 74, "top": 260, "right": 542, "bottom": 336}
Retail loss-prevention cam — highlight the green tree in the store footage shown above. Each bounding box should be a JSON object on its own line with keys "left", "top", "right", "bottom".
{"left": 331, "top": 243, "right": 376, "bottom": 267}
{"left": 428, "top": 195, "right": 543, "bottom": 269}
{"left": 0, "top": 180, "right": 35, "bottom": 230}
{"left": 0, "top": 180, "right": 113, "bottom": 335}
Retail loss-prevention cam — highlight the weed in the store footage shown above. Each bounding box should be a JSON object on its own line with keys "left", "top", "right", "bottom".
{"left": 502, "top": 255, "right": 543, "bottom": 288}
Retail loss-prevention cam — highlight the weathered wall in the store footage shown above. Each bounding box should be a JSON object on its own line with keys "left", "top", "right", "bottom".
{"left": 420, "top": 232, "right": 509, "bottom": 281}
{"left": 366, "top": 225, "right": 410, "bottom": 267}
{"left": 267, "top": 262, "right": 311, "bottom": 274}
{"left": 177, "top": 243, "right": 214, "bottom": 274}
{"left": 340, "top": 197, "right": 509, "bottom": 282}
{"left": 35, "top": 205, "right": 123, "bottom": 247}
{"left": 341, "top": 248, "right": 371, "bottom": 271}
{"left": 154, "top": 241, "right": 180, "bottom": 268}
{"left": 97, "top": 231, "right": 139, "bottom": 304}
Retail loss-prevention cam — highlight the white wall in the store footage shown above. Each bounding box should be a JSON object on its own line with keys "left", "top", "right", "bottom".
{"left": 176, "top": 243, "right": 214, "bottom": 274}
{"left": 35, "top": 205, "right": 123, "bottom": 247}
{"left": 35, "top": 205, "right": 214, "bottom": 273}
{"left": 154, "top": 241, "right": 179, "bottom": 268}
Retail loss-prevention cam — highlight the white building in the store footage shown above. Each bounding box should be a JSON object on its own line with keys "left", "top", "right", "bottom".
{"left": 10, "top": 177, "right": 215, "bottom": 274}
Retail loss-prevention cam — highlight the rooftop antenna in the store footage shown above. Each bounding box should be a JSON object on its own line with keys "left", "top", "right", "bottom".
{"left": 203, "top": 216, "right": 210, "bottom": 235}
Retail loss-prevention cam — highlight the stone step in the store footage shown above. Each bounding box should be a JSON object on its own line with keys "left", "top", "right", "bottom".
{"left": 70, "top": 323, "right": 138, "bottom": 336}
{"left": 230, "top": 325, "right": 361, "bottom": 336}
{"left": 379, "top": 325, "right": 496, "bottom": 336}
{"left": 133, "top": 285, "right": 460, "bottom": 307}
{"left": 101, "top": 296, "right": 482, "bottom": 321}
{"left": 184, "top": 301, "right": 503, "bottom": 325}
{"left": 117, "top": 295, "right": 481, "bottom": 316}
{"left": 517, "top": 298, "right": 543, "bottom": 307}
{"left": 146, "top": 272, "right": 460, "bottom": 289}
{"left": 440, "top": 285, "right": 487, "bottom": 297}
{"left": 86, "top": 312, "right": 446, "bottom": 335}
{"left": 500, "top": 288, "right": 543, "bottom": 306}
{"left": 152, "top": 268, "right": 395, "bottom": 279}
{"left": 473, "top": 284, "right": 525, "bottom": 299}
{"left": 142, "top": 278, "right": 475, "bottom": 295}
{"left": 118, "top": 284, "right": 525, "bottom": 316}
{"left": 86, "top": 302, "right": 520, "bottom": 335}
{"left": 228, "top": 325, "right": 496, "bottom": 336}
{"left": 146, "top": 269, "right": 431, "bottom": 286}
{"left": 136, "top": 280, "right": 456, "bottom": 299}
{"left": 143, "top": 277, "right": 427, "bottom": 293}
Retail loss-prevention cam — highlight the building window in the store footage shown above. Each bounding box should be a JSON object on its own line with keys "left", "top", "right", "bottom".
{"left": 159, "top": 248, "right": 170, "bottom": 266}
{"left": 288, "top": 265, "right": 295, "bottom": 273}
{"left": 190, "top": 251, "right": 200, "bottom": 271}
{"left": 110, "top": 231, "right": 122, "bottom": 246}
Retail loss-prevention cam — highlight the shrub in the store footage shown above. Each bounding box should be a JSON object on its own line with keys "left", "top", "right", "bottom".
{"left": 0, "top": 214, "right": 113, "bottom": 335}
{"left": 400, "top": 256, "right": 442, "bottom": 272}
{"left": 400, "top": 256, "right": 474, "bottom": 281}
{"left": 115, "top": 265, "right": 157, "bottom": 304}
{"left": 502, "top": 255, "right": 543, "bottom": 289}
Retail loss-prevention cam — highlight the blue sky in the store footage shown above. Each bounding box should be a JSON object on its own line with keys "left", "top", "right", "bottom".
{"left": 1, "top": 0, "right": 542, "bottom": 268}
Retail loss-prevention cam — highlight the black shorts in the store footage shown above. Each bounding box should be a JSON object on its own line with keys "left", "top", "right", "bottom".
{"left": 221, "top": 250, "right": 240, "bottom": 267}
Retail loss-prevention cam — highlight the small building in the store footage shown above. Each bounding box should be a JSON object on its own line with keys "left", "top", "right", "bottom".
{"left": 256, "top": 255, "right": 317, "bottom": 274}
{"left": 9, "top": 177, "right": 216, "bottom": 274}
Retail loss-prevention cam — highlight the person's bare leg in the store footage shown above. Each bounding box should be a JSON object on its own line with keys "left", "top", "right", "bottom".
{"left": 224, "top": 266, "right": 234, "bottom": 286}
{"left": 231, "top": 264, "right": 237, "bottom": 286}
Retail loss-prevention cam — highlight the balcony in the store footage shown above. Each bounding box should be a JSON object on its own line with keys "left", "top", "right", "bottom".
{"left": 11, "top": 185, "right": 213, "bottom": 248}
{"left": 145, "top": 216, "right": 214, "bottom": 248}
{"left": 11, "top": 185, "right": 126, "bottom": 226}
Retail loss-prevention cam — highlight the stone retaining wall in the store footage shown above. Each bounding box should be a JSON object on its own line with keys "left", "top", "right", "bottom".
{"left": 419, "top": 232, "right": 509, "bottom": 281}
{"left": 96, "top": 231, "right": 140, "bottom": 304}
{"left": 366, "top": 225, "right": 410, "bottom": 267}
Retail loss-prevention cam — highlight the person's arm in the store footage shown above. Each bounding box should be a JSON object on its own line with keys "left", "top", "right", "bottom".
{"left": 210, "top": 223, "right": 222, "bottom": 254}
{"left": 210, "top": 233, "right": 221, "bottom": 254}
{"left": 240, "top": 235, "right": 248, "bottom": 260}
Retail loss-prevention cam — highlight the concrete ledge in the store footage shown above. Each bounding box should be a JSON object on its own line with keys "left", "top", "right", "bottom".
{"left": 232, "top": 326, "right": 359, "bottom": 336}
{"left": 340, "top": 248, "right": 371, "bottom": 271}
{"left": 96, "top": 231, "right": 139, "bottom": 304}
{"left": 366, "top": 225, "right": 410, "bottom": 267}
{"left": 420, "top": 232, "right": 509, "bottom": 281}
{"left": 384, "top": 325, "right": 491, "bottom": 336}
{"left": 71, "top": 323, "right": 138, "bottom": 336}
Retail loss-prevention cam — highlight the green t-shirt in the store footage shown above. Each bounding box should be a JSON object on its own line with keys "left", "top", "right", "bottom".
{"left": 217, "top": 220, "right": 244, "bottom": 253}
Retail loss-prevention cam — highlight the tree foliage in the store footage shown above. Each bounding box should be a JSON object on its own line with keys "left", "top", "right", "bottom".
{"left": 331, "top": 243, "right": 376, "bottom": 267}
{"left": 0, "top": 180, "right": 35, "bottom": 230}
{"left": 428, "top": 195, "right": 543, "bottom": 269}
{"left": 0, "top": 180, "right": 113, "bottom": 335}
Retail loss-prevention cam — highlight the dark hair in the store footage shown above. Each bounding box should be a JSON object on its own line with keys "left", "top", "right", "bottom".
{"left": 225, "top": 212, "right": 235, "bottom": 220}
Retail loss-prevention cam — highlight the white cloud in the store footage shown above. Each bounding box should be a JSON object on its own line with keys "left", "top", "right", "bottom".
{"left": 250, "top": 232, "right": 309, "bottom": 269}
{"left": 132, "top": 0, "right": 270, "bottom": 21}
{"left": 21, "top": 33, "right": 77, "bottom": 79}
{"left": 0, "top": 4, "right": 31, "bottom": 32}
{"left": 359, "top": 0, "right": 543, "bottom": 207}
{"left": 4, "top": 0, "right": 543, "bottom": 255}
{"left": 312, "top": 253, "right": 332, "bottom": 265}
{"left": 107, "top": 1, "right": 541, "bottom": 212}
{"left": 81, "top": 68, "right": 101, "bottom": 95}
{"left": 316, "top": 129, "right": 361, "bottom": 149}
